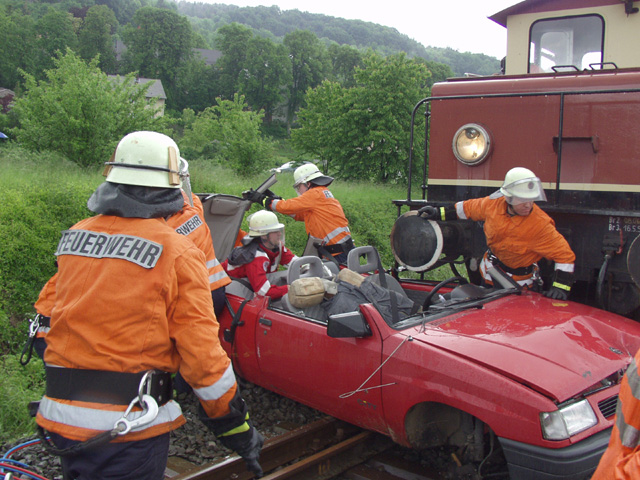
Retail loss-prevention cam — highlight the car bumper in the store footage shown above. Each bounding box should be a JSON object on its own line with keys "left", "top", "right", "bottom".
{"left": 499, "top": 427, "right": 612, "bottom": 480}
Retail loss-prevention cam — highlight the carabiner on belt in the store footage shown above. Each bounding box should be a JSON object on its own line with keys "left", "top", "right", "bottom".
{"left": 113, "top": 394, "right": 159, "bottom": 436}
{"left": 20, "top": 315, "right": 43, "bottom": 366}
{"left": 29, "top": 314, "right": 42, "bottom": 338}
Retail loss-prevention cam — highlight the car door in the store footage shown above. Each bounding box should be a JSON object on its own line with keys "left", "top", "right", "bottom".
{"left": 254, "top": 303, "right": 390, "bottom": 434}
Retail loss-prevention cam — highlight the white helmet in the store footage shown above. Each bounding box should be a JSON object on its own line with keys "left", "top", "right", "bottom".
{"left": 104, "top": 131, "right": 181, "bottom": 188}
{"left": 293, "top": 163, "right": 333, "bottom": 188}
{"left": 248, "top": 210, "right": 285, "bottom": 237}
{"left": 491, "top": 167, "right": 547, "bottom": 204}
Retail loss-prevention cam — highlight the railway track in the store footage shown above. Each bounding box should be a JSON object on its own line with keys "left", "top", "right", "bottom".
{"left": 164, "top": 417, "right": 447, "bottom": 480}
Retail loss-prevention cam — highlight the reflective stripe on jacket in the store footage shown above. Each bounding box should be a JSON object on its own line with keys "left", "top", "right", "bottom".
{"left": 592, "top": 350, "right": 640, "bottom": 480}
{"left": 271, "top": 187, "right": 351, "bottom": 246}
{"left": 456, "top": 196, "right": 575, "bottom": 270}
{"left": 167, "top": 196, "right": 231, "bottom": 292}
{"left": 37, "top": 214, "right": 238, "bottom": 442}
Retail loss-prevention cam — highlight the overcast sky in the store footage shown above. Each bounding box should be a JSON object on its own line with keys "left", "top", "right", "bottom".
{"left": 201, "top": 1, "right": 519, "bottom": 59}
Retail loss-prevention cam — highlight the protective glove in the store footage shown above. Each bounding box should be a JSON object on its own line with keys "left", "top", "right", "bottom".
{"left": 218, "top": 425, "right": 265, "bottom": 477}
{"left": 418, "top": 205, "right": 457, "bottom": 221}
{"left": 543, "top": 286, "right": 569, "bottom": 300}
{"left": 543, "top": 269, "right": 573, "bottom": 300}
{"left": 242, "top": 189, "right": 266, "bottom": 205}
{"left": 262, "top": 195, "right": 281, "bottom": 210}
{"left": 418, "top": 205, "right": 439, "bottom": 219}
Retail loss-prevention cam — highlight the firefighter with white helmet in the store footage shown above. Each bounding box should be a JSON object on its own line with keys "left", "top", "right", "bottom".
{"left": 247, "top": 163, "right": 354, "bottom": 264}
{"left": 36, "top": 131, "right": 264, "bottom": 479}
{"left": 419, "top": 167, "right": 575, "bottom": 299}
{"left": 223, "top": 210, "right": 298, "bottom": 299}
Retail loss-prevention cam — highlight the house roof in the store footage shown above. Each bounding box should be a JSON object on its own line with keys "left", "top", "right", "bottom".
{"left": 0, "top": 88, "right": 15, "bottom": 99}
{"left": 490, "top": 0, "right": 624, "bottom": 27}
{"left": 194, "top": 48, "right": 223, "bottom": 66}
{"left": 107, "top": 75, "right": 166, "bottom": 100}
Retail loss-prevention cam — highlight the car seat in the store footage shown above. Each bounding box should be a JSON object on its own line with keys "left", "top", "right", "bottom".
{"left": 280, "top": 256, "right": 330, "bottom": 322}
{"left": 346, "top": 246, "right": 408, "bottom": 299}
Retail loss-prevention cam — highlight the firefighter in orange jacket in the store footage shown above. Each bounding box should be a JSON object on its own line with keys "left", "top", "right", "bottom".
{"left": 36, "top": 131, "right": 263, "bottom": 480}
{"left": 591, "top": 348, "right": 640, "bottom": 479}
{"left": 419, "top": 167, "right": 575, "bottom": 299}
{"left": 167, "top": 158, "right": 231, "bottom": 317}
{"left": 248, "top": 164, "right": 354, "bottom": 264}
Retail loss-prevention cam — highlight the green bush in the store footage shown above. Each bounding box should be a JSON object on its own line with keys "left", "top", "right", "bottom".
{"left": 0, "top": 146, "right": 99, "bottom": 331}
{"left": 0, "top": 353, "right": 45, "bottom": 443}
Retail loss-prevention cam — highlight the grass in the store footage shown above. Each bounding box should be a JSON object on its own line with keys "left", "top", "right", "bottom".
{"left": 0, "top": 353, "right": 45, "bottom": 444}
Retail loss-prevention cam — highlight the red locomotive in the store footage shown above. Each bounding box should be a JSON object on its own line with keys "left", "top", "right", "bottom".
{"left": 392, "top": 0, "right": 640, "bottom": 318}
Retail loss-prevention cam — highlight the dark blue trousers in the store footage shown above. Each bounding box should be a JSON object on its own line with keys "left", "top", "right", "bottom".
{"left": 49, "top": 432, "right": 170, "bottom": 480}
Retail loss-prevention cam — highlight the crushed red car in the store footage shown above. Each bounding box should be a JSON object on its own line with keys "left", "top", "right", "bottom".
{"left": 200, "top": 193, "right": 640, "bottom": 480}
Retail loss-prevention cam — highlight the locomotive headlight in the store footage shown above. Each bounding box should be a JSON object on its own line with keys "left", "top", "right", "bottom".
{"left": 452, "top": 123, "right": 492, "bottom": 165}
{"left": 540, "top": 399, "right": 598, "bottom": 440}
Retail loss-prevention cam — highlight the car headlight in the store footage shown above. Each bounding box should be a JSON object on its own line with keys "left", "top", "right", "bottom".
{"left": 540, "top": 399, "right": 598, "bottom": 440}
{"left": 452, "top": 123, "right": 492, "bottom": 165}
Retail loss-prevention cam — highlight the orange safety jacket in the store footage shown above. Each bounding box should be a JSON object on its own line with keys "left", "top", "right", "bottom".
{"left": 271, "top": 187, "right": 351, "bottom": 247}
{"left": 456, "top": 196, "right": 575, "bottom": 278}
{"left": 592, "top": 350, "right": 640, "bottom": 480}
{"left": 36, "top": 215, "right": 238, "bottom": 442}
{"left": 166, "top": 194, "right": 231, "bottom": 292}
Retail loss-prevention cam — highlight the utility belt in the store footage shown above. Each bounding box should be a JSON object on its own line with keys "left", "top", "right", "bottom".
{"left": 487, "top": 252, "right": 534, "bottom": 276}
{"left": 45, "top": 366, "right": 173, "bottom": 406}
{"left": 315, "top": 237, "right": 355, "bottom": 256}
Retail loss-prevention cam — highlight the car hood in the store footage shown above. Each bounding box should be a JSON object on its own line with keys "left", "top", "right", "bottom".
{"left": 409, "top": 293, "right": 640, "bottom": 402}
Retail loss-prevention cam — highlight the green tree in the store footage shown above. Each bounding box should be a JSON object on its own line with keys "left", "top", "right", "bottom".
{"left": 122, "top": 6, "right": 194, "bottom": 105}
{"left": 78, "top": 5, "right": 119, "bottom": 73}
{"left": 34, "top": 7, "right": 78, "bottom": 78}
{"left": 420, "top": 59, "right": 455, "bottom": 88}
{"left": 238, "top": 36, "right": 292, "bottom": 123}
{"left": 292, "top": 52, "right": 429, "bottom": 182}
{"left": 214, "top": 23, "right": 254, "bottom": 100}
{"left": 180, "top": 94, "right": 272, "bottom": 175}
{"left": 328, "top": 43, "right": 363, "bottom": 87}
{"left": 11, "top": 49, "right": 160, "bottom": 167}
{"left": 96, "top": 0, "right": 148, "bottom": 25}
{"left": 283, "top": 30, "right": 330, "bottom": 129}
{"left": 173, "top": 58, "right": 218, "bottom": 112}
{"left": 0, "top": 7, "right": 37, "bottom": 89}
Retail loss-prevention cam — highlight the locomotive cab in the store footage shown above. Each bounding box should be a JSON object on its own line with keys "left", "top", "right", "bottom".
{"left": 393, "top": 0, "right": 640, "bottom": 318}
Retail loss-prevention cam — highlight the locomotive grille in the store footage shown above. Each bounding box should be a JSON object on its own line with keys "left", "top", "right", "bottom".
{"left": 598, "top": 395, "right": 618, "bottom": 418}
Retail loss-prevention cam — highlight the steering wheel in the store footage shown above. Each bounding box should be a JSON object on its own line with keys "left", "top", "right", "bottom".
{"left": 422, "top": 276, "right": 469, "bottom": 310}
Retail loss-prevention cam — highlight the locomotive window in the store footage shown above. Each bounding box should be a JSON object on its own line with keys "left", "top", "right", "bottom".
{"left": 529, "top": 15, "right": 604, "bottom": 73}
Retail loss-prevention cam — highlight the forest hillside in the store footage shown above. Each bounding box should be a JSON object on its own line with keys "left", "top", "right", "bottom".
{"left": 178, "top": 2, "right": 502, "bottom": 76}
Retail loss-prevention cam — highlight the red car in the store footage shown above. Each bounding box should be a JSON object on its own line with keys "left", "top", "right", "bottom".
{"left": 202, "top": 193, "right": 640, "bottom": 480}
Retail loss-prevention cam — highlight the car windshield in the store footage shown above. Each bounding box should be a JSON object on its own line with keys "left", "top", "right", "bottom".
{"left": 392, "top": 268, "right": 524, "bottom": 329}
{"left": 393, "top": 286, "right": 520, "bottom": 330}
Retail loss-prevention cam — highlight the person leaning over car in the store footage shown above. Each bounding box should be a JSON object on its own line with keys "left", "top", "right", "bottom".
{"left": 247, "top": 164, "right": 354, "bottom": 264}
{"left": 419, "top": 167, "right": 576, "bottom": 299}
{"left": 166, "top": 157, "right": 230, "bottom": 318}
{"left": 35, "top": 131, "right": 263, "bottom": 480}
{"left": 222, "top": 210, "right": 297, "bottom": 299}
{"left": 591, "top": 347, "right": 640, "bottom": 479}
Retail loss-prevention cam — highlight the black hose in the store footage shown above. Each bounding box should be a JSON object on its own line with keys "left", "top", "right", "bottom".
{"left": 596, "top": 252, "right": 613, "bottom": 310}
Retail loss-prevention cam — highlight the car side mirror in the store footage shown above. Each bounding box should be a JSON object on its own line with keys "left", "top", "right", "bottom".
{"left": 327, "top": 311, "right": 372, "bottom": 338}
